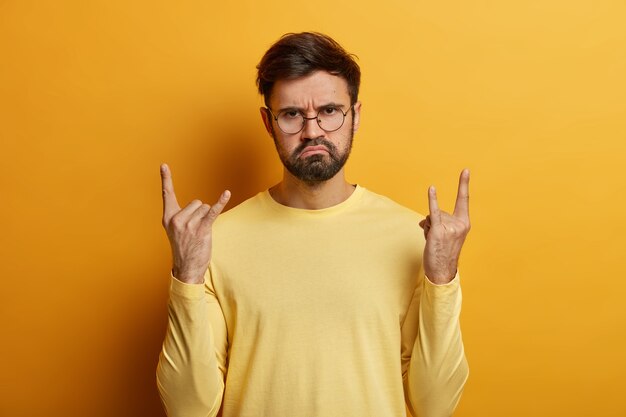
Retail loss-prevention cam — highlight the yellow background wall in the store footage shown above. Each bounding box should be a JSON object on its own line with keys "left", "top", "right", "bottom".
{"left": 1, "top": 1, "right": 625, "bottom": 416}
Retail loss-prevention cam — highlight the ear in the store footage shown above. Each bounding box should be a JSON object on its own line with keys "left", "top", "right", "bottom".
{"left": 260, "top": 107, "right": 274, "bottom": 137}
{"left": 352, "top": 101, "right": 362, "bottom": 133}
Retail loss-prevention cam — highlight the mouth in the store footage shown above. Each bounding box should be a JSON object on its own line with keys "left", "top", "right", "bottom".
{"left": 299, "top": 145, "right": 329, "bottom": 158}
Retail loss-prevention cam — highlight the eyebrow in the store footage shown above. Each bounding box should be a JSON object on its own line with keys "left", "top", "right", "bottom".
{"left": 276, "top": 102, "right": 347, "bottom": 113}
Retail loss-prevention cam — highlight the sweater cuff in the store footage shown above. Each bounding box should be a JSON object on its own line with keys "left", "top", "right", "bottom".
{"left": 424, "top": 270, "right": 461, "bottom": 294}
{"left": 422, "top": 270, "right": 462, "bottom": 319}
{"left": 170, "top": 271, "right": 206, "bottom": 300}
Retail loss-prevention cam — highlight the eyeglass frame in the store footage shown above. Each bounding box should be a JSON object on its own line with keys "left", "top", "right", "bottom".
{"left": 264, "top": 104, "right": 355, "bottom": 134}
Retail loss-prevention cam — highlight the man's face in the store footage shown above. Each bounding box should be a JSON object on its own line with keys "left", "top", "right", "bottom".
{"left": 260, "top": 70, "right": 361, "bottom": 184}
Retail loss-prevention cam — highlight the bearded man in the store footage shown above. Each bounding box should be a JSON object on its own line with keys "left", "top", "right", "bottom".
{"left": 157, "top": 32, "right": 471, "bottom": 417}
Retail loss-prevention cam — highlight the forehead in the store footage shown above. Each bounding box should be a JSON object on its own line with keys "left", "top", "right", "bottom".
{"left": 270, "top": 70, "right": 350, "bottom": 108}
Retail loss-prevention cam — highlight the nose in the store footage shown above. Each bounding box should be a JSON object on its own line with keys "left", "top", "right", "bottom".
{"left": 300, "top": 115, "right": 324, "bottom": 140}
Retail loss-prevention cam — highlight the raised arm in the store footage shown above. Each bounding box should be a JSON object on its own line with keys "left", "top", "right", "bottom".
{"left": 156, "top": 163, "right": 230, "bottom": 417}
{"left": 402, "top": 169, "right": 471, "bottom": 417}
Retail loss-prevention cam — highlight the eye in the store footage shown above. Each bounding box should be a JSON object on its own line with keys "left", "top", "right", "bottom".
{"left": 282, "top": 110, "right": 301, "bottom": 119}
{"left": 321, "top": 106, "right": 338, "bottom": 115}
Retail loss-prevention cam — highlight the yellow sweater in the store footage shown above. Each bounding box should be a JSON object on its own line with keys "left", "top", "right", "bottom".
{"left": 157, "top": 186, "right": 468, "bottom": 417}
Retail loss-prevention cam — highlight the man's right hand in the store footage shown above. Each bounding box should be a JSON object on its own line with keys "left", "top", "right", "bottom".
{"left": 160, "top": 163, "right": 231, "bottom": 284}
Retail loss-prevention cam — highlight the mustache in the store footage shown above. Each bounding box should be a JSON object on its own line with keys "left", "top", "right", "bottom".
{"left": 293, "top": 138, "right": 337, "bottom": 156}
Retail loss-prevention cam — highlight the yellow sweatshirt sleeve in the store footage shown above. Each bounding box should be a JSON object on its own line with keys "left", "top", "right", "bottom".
{"left": 401, "top": 269, "right": 469, "bottom": 417}
{"left": 156, "top": 267, "right": 229, "bottom": 417}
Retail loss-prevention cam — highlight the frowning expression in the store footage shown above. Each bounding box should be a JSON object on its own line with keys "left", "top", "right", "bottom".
{"left": 261, "top": 70, "right": 361, "bottom": 183}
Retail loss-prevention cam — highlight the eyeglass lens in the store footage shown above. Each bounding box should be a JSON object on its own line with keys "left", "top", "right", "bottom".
{"left": 276, "top": 107, "right": 348, "bottom": 134}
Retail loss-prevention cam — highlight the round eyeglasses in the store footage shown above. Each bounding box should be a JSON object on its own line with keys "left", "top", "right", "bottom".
{"left": 266, "top": 104, "right": 354, "bottom": 135}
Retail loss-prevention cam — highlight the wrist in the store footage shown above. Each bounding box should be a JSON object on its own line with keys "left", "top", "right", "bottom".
{"left": 425, "top": 269, "right": 457, "bottom": 285}
{"left": 172, "top": 267, "right": 205, "bottom": 284}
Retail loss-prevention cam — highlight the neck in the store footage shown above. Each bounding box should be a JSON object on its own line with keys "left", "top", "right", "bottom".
{"left": 269, "top": 169, "right": 356, "bottom": 209}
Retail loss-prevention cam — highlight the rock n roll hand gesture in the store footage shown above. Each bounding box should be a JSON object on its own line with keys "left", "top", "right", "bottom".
{"left": 418, "top": 169, "right": 471, "bottom": 285}
{"left": 160, "top": 164, "right": 231, "bottom": 284}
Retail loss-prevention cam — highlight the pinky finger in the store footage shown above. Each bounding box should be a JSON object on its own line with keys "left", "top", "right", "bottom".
{"left": 203, "top": 190, "right": 231, "bottom": 224}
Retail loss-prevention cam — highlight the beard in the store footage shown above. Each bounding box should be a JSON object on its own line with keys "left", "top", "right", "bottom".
{"left": 272, "top": 125, "right": 354, "bottom": 184}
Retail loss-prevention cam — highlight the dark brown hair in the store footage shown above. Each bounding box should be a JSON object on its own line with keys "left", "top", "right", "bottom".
{"left": 256, "top": 32, "right": 361, "bottom": 107}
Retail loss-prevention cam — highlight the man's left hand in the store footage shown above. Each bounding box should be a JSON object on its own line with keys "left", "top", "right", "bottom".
{"left": 419, "top": 169, "right": 471, "bottom": 285}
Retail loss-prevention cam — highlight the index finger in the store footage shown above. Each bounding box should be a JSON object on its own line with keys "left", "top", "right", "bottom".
{"left": 453, "top": 168, "right": 470, "bottom": 218}
{"left": 160, "top": 163, "right": 181, "bottom": 219}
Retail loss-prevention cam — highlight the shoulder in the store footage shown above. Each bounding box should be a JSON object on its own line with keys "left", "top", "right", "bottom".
{"left": 358, "top": 187, "right": 425, "bottom": 222}
{"left": 215, "top": 191, "right": 267, "bottom": 226}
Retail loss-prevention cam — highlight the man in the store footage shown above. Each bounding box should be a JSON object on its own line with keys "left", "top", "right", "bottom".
{"left": 157, "top": 32, "right": 470, "bottom": 417}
